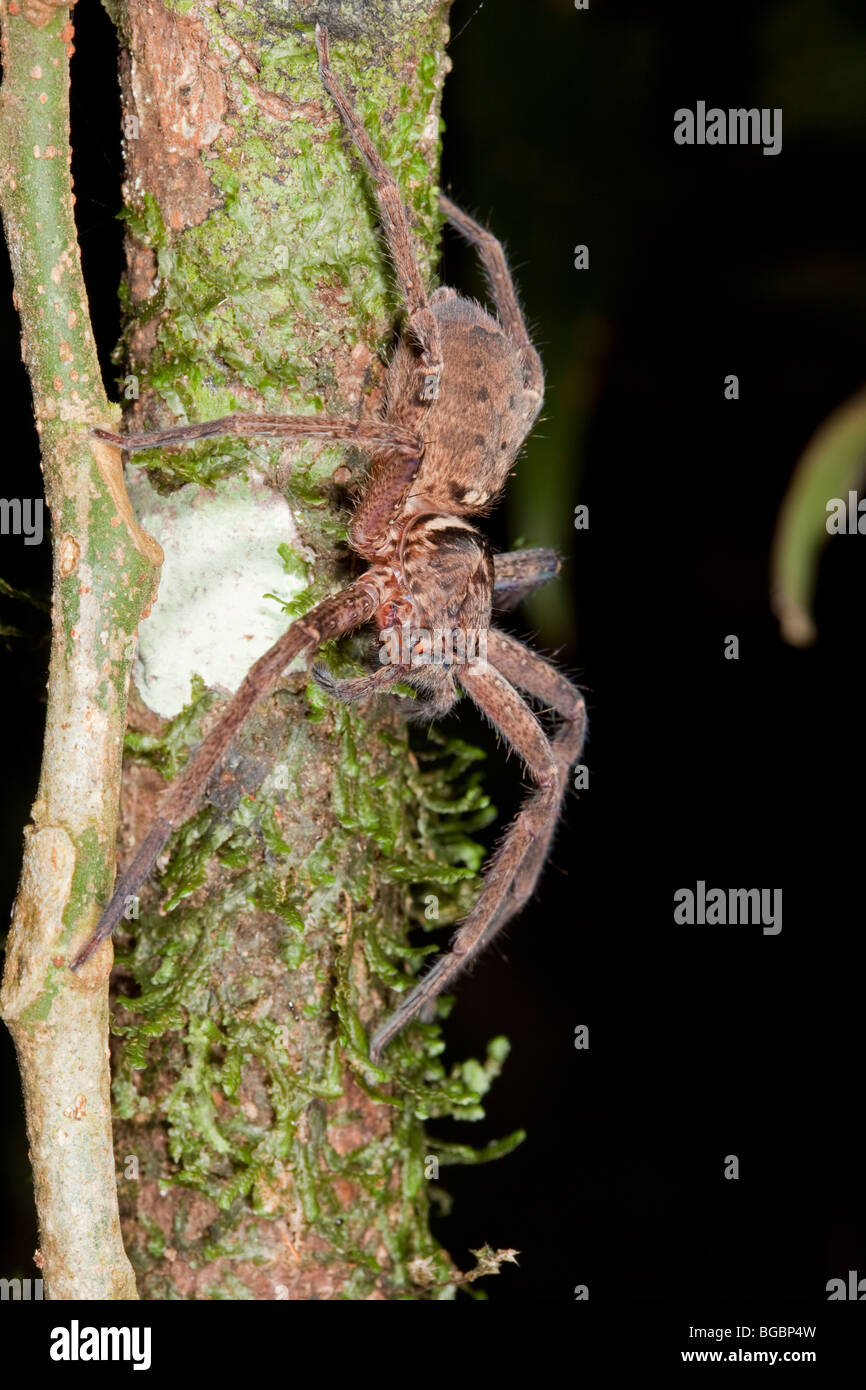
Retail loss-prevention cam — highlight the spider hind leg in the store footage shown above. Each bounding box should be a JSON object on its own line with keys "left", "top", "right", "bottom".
{"left": 370, "top": 631, "right": 587, "bottom": 1059}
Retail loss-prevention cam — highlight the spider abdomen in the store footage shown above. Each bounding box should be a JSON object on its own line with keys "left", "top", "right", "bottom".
{"left": 385, "top": 294, "right": 543, "bottom": 516}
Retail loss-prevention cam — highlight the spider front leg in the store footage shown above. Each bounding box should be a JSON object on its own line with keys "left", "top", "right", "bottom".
{"left": 71, "top": 579, "right": 379, "bottom": 970}
{"left": 492, "top": 547, "right": 561, "bottom": 610}
{"left": 95, "top": 414, "right": 426, "bottom": 574}
{"left": 92, "top": 413, "right": 421, "bottom": 458}
{"left": 315, "top": 25, "right": 442, "bottom": 405}
{"left": 370, "top": 642, "right": 586, "bottom": 1059}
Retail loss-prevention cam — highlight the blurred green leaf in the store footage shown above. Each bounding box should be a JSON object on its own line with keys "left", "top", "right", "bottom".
{"left": 0, "top": 575, "right": 49, "bottom": 610}
{"left": 771, "top": 388, "right": 866, "bottom": 645}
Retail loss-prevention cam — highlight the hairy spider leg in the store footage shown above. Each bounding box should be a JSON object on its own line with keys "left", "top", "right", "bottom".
{"left": 370, "top": 644, "right": 585, "bottom": 1057}
{"left": 481, "top": 629, "right": 587, "bottom": 899}
{"left": 492, "top": 546, "right": 561, "bottom": 609}
{"left": 92, "top": 416, "right": 421, "bottom": 458}
{"left": 71, "top": 580, "right": 379, "bottom": 970}
{"left": 316, "top": 25, "right": 443, "bottom": 404}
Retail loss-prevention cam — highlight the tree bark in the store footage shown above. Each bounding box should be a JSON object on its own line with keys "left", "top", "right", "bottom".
{"left": 100, "top": 0, "right": 518, "bottom": 1300}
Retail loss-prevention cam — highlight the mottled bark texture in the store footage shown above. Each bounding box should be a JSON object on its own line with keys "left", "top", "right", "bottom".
{"left": 104, "top": 1, "right": 520, "bottom": 1299}
{"left": 0, "top": 1, "right": 161, "bottom": 1299}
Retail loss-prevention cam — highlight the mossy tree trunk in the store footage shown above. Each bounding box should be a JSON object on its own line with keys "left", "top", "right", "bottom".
{"left": 103, "top": 0, "right": 518, "bottom": 1300}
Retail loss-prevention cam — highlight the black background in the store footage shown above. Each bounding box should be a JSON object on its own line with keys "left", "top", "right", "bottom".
{"left": 2, "top": 0, "right": 865, "bottom": 1305}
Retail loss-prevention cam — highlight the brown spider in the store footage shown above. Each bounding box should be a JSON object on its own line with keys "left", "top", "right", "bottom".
{"left": 72, "top": 26, "right": 587, "bottom": 1061}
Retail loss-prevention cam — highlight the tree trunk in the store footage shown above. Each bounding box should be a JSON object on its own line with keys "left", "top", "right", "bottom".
{"left": 102, "top": 0, "right": 516, "bottom": 1300}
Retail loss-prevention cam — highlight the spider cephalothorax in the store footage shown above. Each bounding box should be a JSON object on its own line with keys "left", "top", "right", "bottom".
{"left": 72, "top": 26, "right": 587, "bottom": 1060}
{"left": 314, "top": 510, "right": 495, "bottom": 721}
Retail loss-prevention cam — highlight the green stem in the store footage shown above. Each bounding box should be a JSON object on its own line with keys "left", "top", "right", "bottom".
{"left": 0, "top": 1, "right": 162, "bottom": 1299}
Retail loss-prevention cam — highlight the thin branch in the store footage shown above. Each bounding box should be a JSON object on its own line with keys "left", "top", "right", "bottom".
{"left": 0, "top": 0, "right": 161, "bottom": 1299}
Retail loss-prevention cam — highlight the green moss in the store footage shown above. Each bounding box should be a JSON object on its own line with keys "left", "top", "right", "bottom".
{"left": 112, "top": 712, "right": 514, "bottom": 1274}
{"left": 123, "top": 676, "right": 221, "bottom": 780}
{"left": 120, "top": 191, "right": 168, "bottom": 250}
